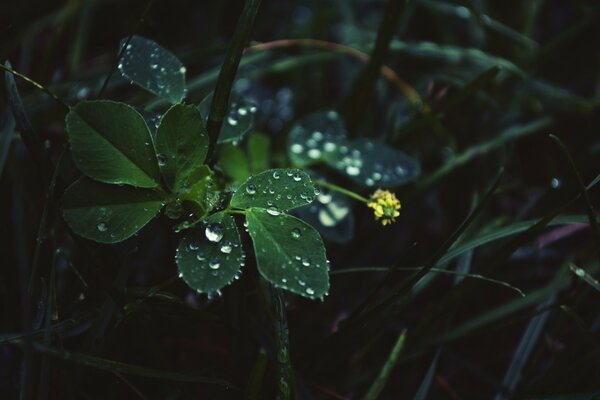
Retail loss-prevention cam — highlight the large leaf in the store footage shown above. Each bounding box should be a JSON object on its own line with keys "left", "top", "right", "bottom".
{"left": 62, "top": 178, "right": 165, "bottom": 243}
{"left": 287, "top": 110, "right": 347, "bottom": 167}
{"left": 118, "top": 35, "right": 186, "bottom": 104}
{"left": 155, "top": 104, "right": 209, "bottom": 191}
{"left": 328, "top": 138, "right": 421, "bottom": 187}
{"left": 198, "top": 92, "right": 256, "bottom": 144}
{"left": 176, "top": 212, "right": 245, "bottom": 294}
{"left": 246, "top": 208, "right": 329, "bottom": 299}
{"left": 67, "top": 100, "right": 160, "bottom": 188}
{"left": 230, "top": 168, "right": 316, "bottom": 211}
{"left": 286, "top": 110, "right": 420, "bottom": 187}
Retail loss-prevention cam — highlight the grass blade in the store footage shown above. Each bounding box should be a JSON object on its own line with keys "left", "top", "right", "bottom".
{"left": 362, "top": 330, "right": 407, "bottom": 400}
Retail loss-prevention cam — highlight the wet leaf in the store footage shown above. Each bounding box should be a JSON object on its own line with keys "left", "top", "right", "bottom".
{"left": 199, "top": 92, "right": 256, "bottom": 144}
{"left": 62, "top": 178, "right": 165, "bottom": 243}
{"left": 118, "top": 35, "right": 186, "bottom": 104}
{"left": 176, "top": 212, "right": 245, "bottom": 293}
{"left": 246, "top": 208, "right": 329, "bottom": 299}
{"left": 156, "top": 103, "right": 209, "bottom": 191}
{"left": 66, "top": 100, "right": 160, "bottom": 188}
{"left": 230, "top": 168, "right": 316, "bottom": 211}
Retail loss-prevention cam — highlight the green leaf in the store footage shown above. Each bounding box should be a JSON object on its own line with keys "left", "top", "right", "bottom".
{"left": 118, "top": 35, "right": 186, "bottom": 104}
{"left": 177, "top": 165, "right": 215, "bottom": 218}
{"left": 218, "top": 144, "right": 250, "bottom": 183}
{"left": 66, "top": 100, "right": 160, "bottom": 188}
{"left": 231, "top": 168, "right": 316, "bottom": 211}
{"left": 62, "top": 178, "right": 165, "bottom": 243}
{"left": 246, "top": 208, "right": 329, "bottom": 299}
{"left": 287, "top": 110, "right": 347, "bottom": 167}
{"left": 286, "top": 110, "right": 420, "bottom": 187}
{"left": 176, "top": 212, "right": 245, "bottom": 294}
{"left": 248, "top": 132, "right": 270, "bottom": 173}
{"left": 199, "top": 92, "right": 256, "bottom": 144}
{"left": 328, "top": 138, "right": 421, "bottom": 187}
{"left": 155, "top": 103, "right": 209, "bottom": 191}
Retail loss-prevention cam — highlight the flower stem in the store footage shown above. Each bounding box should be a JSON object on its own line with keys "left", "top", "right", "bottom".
{"left": 313, "top": 179, "right": 370, "bottom": 203}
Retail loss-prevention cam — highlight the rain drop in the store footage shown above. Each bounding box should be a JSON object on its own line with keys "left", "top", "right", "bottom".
{"left": 306, "top": 288, "right": 315, "bottom": 295}
{"left": 97, "top": 222, "right": 108, "bottom": 232}
{"left": 273, "top": 171, "right": 281, "bottom": 179}
{"left": 291, "top": 228, "right": 301, "bottom": 239}
{"left": 208, "top": 257, "right": 220, "bottom": 270}
{"left": 292, "top": 172, "right": 302, "bottom": 182}
{"left": 157, "top": 153, "right": 167, "bottom": 166}
{"left": 220, "top": 241, "right": 233, "bottom": 254}
{"left": 205, "top": 223, "right": 224, "bottom": 242}
{"left": 267, "top": 206, "right": 280, "bottom": 216}
{"left": 189, "top": 241, "right": 200, "bottom": 251}
{"left": 246, "top": 184, "right": 257, "bottom": 195}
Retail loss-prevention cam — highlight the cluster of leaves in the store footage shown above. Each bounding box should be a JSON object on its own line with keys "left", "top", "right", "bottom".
{"left": 62, "top": 36, "right": 334, "bottom": 299}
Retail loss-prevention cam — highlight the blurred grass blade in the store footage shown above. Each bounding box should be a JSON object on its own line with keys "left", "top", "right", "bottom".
{"left": 270, "top": 285, "right": 295, "bottom": 400}
{"left": 570, "top": 264, "right": 600, "bottom": 292}
{"left": 21, "top": 341, "right": 234, "bottom": 386}
{"left": 331, "top": 267, "right": 525, "bottom": 297}
{"left": 549, "top": 134, "right": 600, "bottom": 260}
{"left": 245, "top": 349, "right": 268, "bottom": 400}
{"left": 0, "top": 91, "right": 15, "bottom": 176}
{"left": 494, "top": 294, "right": 556, "bottom": 400}
{"left": 207, "top": 0, "right": 262, "bottom": 159}
{"left": 430, "top": 266, "right": 569, "bottom": 346}
{"left": 417, "top": 118, "right": 552, "bottom": 191}
{"left": 362, "top": 330, "right": 407, "bottom": 400}
{"left": 413, "top": 349, "right": 441, "bottom": 400}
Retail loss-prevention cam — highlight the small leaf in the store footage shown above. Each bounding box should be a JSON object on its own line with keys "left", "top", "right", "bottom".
{"left": 246, "top": 208, "right": 329, "bottom": 299}
{"left": 198, "top": 92, "right": 256, "bottom": 144}
{"left": 248, "top": 132, "right": 270, "bottom": 173}
{"left": 328, "top": 138, "right": 421, "bottom": 187}
{"left": 230, "top": 168, "right": 316, "bottom": 211}
{"left": 156, "top": 104, "right": 209, "bottom": 191}
{"left": 287, "top": 110, "right": 347, "bottom": 167}
{"left": 176, "top": 212, "right": 245, "bottom": 294}
{"left": 218, "top": 143, "right": 250, "bottom": 183}
{"left": 62, "top": 178, "right": 165, "bottom": 243}
{"left": 67, "top": 100, "right": 160, "bottom": 188}
{"left": 118, "top": 35, "right": 186, "bottom": 104}
{"left": 177, "top": 165, "right": 214, "bottom": 218}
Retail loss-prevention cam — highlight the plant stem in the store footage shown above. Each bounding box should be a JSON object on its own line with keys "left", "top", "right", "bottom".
{"left": 341, "top": 0, "right": 411, "bottom": 134}
{"left": 269, "top": 285, "right": 294, "bottom": 400}
{"left": 362, "top": 330, "right": 407, "bottom": 400}
{"left": 313, "top": 179, "right": 370, "bottom": 203}
{"left": 206, "top": 0, "right": 262, "bottom": 162}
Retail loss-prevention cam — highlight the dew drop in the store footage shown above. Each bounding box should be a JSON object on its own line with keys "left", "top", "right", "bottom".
{"left": 205, "top": 223, "right": 224, "bottom": 242}
{"left": 208, "top": 257, "right": 220, "bottom": 270}
{"left": 292, "top": 172, "right": 302, "bottom": 182}
{"left": 267, "top": 206, "right": 280, "bottom": 216}
{"left": 97, "top": 222, "right": 108, "bottom": 232}
{"left": 196, "top": 253, "right": 206, "bottom": 261}
{"left": 291, "top": 228, "right": 301, "bottom": 239}
{"left": 345, "top": 165, "right": 360, "bottom": 176}
{"left": 188, "top": 241, "right": 200, "bottom": 251}
{"left": 157, "top": 153, "right": 167, "bottom": 166}
{"left": 273, "top": 171, "right": 281, "bottom": 179}
{"left": 307, "top": 149, "right": 322, "bottom": 159}
{"left": 179, "top": 66, "right": 187, "bottom": 74}
{"left": 220, "top": 241, "right": 233, "bottom": 254}
{"left": 246, "top": 183, "right": 257, "bottom": 195}
{"left": 227, "top": 114, "right": 239, "bottom": 126}
{"left": 306, "top": 288, "right": 315, "bottom": 295}
{"left": 301, "top": 257, "right": 311, "bottom": 266}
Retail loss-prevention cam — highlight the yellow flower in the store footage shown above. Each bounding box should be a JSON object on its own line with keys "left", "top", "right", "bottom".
{"left": 367, "top": 189, "right": 401, "bottom": 226}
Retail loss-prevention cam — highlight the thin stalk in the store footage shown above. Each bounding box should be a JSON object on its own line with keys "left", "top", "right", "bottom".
{"left": 362, "top": 330, "right": 407, "bottom": 400}
{"left": 206, "top": 0, "right": 262, "bottom": 162}
{"left": 1, "top": 63, "right": 69, "bottom": 111}
{"left": 341, "top": 0, "right": 410, "bottom": 133}
{"left": 270, "top": 285, "right": 294, "bottom": 400}
{"left": 313, "top": 179, "right": 370, "bottom": 203}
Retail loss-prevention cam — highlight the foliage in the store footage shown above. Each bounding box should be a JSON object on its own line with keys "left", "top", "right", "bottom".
{"left": 2, "top": 1, "right": 600, "bottom": 399}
